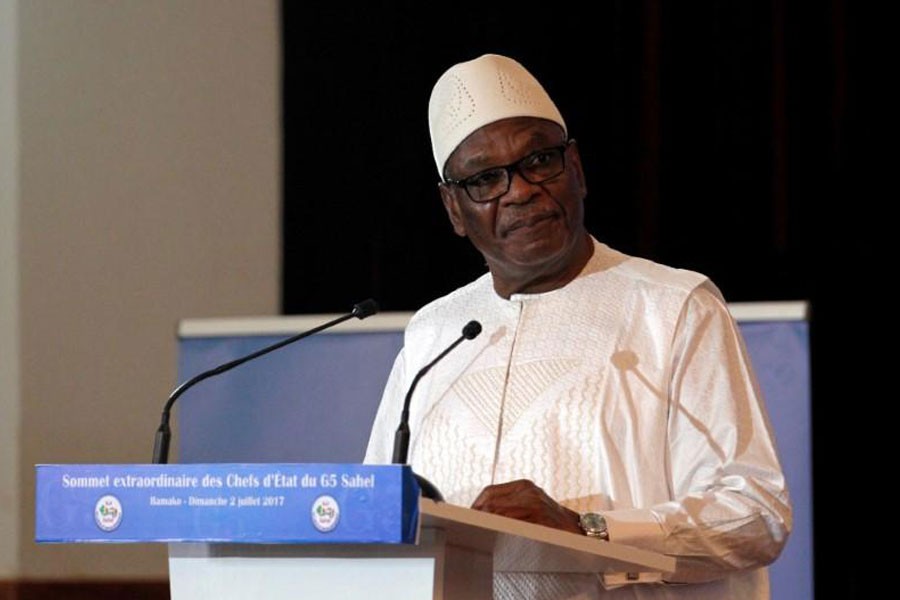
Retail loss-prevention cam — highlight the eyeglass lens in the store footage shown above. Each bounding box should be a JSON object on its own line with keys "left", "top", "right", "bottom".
{"left": 462, "top": 146, "right": 566, "bottom": 203}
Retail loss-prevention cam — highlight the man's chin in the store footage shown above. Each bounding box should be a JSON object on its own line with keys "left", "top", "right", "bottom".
{"left": 507, "top": 229, "right": 572, "bottom": 260}
{"left": 499, "top": 242, "right": 572, "bottom": 275}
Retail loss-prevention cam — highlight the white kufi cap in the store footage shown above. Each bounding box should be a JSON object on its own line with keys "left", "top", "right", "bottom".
{"left": 428, "top": 54, "right": 566, "bottom": 179}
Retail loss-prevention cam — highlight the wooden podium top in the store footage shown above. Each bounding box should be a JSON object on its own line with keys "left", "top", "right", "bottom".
{"left": 420, "top": 498, "right": 674, "bottom": 575}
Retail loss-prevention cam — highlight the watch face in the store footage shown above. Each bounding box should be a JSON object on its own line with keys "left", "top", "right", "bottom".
{"left": 580, "top": 512, "right": 607, "bottom": 534}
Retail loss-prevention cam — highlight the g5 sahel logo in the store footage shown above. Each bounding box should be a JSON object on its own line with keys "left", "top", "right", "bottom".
{"left": 94, "top": 495, "right": 123, "bottom": 532}
{"left": 311, "top": 495, "right": 340, "bottom": 532}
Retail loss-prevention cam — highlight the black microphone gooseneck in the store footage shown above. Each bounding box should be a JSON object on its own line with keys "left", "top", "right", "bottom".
{"left": 152, "top": 298, "right": 379, "bottom": 464}
{"left": 392, "top": 319, "right": 482, "bottom": 500}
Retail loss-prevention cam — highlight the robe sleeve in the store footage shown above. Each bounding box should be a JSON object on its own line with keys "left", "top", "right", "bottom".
{"left": 602, "top": 284, "right": 792, "bottom": 583}
{"left": 363, "top": 348, "right": 408, "bottom": 465}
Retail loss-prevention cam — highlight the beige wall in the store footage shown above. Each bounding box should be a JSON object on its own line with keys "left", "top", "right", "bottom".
{"left": 1, "top": 0, "right": 22, "bottom": 581}
{"left": 10, "top": 0, "right": 281, "bottom": 579}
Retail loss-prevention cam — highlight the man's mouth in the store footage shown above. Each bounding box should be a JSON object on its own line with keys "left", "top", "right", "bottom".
{"left": 503, "top": 212, "right": 558, "bottom": 236}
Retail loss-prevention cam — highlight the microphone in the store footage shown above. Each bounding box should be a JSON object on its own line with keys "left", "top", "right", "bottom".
{"left": 152, "top": 298, "right": 379, "bottom": 464}
{"left": 392, "top": 319, "right": 482, "bottom": 500}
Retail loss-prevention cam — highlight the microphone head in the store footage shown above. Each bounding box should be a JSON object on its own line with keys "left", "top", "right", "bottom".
{"left": 352, "top": 298, "right": 379, "bottom": 319}
{"left": 462, "top": 320, "right": 482, "bottom": 340}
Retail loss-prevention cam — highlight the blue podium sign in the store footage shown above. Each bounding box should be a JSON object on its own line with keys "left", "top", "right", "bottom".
{"left": 35, "top": 463, "right": 420, "bottom": 544}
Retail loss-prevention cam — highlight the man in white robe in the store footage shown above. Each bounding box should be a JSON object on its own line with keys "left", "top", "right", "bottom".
{"left": 365, "top": 53, "right": 791, "bottom": 600}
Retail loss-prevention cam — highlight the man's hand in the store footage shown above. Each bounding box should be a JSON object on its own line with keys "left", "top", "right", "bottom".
{"left": 470, "top": 479, "right": 582, "bottom": 535}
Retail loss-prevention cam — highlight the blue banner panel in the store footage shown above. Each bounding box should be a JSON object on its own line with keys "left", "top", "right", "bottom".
{"left": 179, "top": 331, "right": 403, "bottom": 463}
{"left": 739, "top": 321, "right": 812, "bottom": 600}
{"left": 35, "top": 463, "right": 419, "bottom": 544}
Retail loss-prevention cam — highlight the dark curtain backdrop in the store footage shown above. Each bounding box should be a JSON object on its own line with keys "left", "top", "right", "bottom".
{"left": 282, "top": 2, "right": 882, "bottom": 597}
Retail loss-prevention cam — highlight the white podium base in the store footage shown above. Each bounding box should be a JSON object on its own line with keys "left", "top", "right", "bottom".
{"left": 169, "top": 530, "right": 493, "bottom": 600}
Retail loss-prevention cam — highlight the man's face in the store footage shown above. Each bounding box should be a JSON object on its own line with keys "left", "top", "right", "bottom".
{"left": 439, "top": 117, "right": 588, "bottom": 296}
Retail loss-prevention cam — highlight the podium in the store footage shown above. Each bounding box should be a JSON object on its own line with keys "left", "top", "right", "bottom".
{"left": 36, "top": 463, "right": 674, "bottom": 599}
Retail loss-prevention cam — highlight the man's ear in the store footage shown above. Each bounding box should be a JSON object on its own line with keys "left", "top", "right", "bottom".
{"left": 439, "top": 184, "right": 467, "bottom": 237}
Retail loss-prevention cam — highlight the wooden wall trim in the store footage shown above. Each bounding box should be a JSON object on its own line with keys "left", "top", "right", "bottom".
{"left": 0, "top": 580, "right": 169, "bottom": 600}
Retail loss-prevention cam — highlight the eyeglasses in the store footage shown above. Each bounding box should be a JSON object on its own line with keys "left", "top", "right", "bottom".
{"left": 444, "top": 141, "right": 572, "bottom": 204}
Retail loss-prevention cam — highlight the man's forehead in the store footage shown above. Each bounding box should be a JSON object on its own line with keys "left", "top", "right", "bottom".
{"left": 450, "top": 118, "right": 565, "bottom": 173}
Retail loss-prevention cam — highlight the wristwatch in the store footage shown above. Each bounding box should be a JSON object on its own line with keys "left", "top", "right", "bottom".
{"left": 579, "top": 512, "right": 609, "bottom": 540}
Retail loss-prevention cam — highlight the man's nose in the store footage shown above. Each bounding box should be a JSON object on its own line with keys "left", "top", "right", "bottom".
{"left": 499, "top": 168, "right": 538, "bottom": 206}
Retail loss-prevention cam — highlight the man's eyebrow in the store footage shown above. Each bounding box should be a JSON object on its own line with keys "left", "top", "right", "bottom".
{"left": 457, "top": 133, "right": 561, "bottom": 175}
{"left": 458, "top": 152, "right": 493, "bottom": 174}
